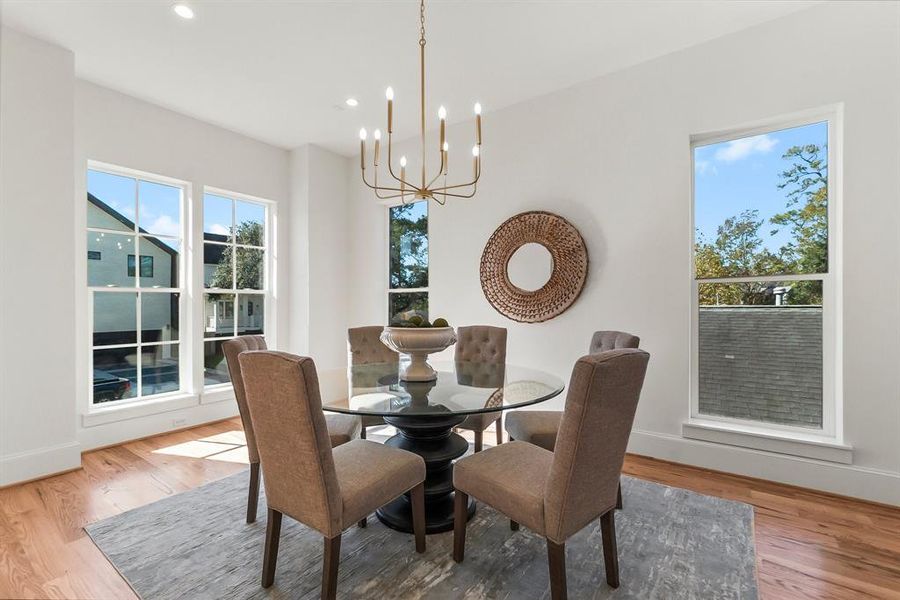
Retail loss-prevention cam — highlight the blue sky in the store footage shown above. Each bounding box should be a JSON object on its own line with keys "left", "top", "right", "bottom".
{"left": 694, "top": 121, "right": 827, "bottom": 252}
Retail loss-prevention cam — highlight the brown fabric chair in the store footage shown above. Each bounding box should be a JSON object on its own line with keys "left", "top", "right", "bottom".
{"left": 453, "top": 349, "right": 650, "bottom": 599}
{"left": 223, "top": 336, "right": 362, "bottom": 524}
{"left": 454, "top": 325, "right": 507, "bottom": 452}
{"left": 348, "top": 326, "right": 399, "bottom": 439}
{"left": 504, "top": 330, "right": 640, "bottom": 510}
{"left": 239, "top": 351, "right": 426, "bottom": 599}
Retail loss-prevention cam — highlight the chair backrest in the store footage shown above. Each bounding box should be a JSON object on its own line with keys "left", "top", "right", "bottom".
{"left": 348, "top": 326, "right": 399, "bottom": 365}
{"left": 543, "top": 349, "right": 650, "bottom": 543}
{"left": 238, "top": 351, "right": 343, "bottom": 537}
{"left": 222, "top": 335, "right": 267, "bottom": 464}
{"left": 589, "top": 330, "right": 640, "bottom": 354}
{"left": 454, "top": 325, "right": 507, "bottom": 364}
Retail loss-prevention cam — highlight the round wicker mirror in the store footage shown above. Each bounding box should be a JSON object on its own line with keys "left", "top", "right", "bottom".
{"left": 479, "top": 211, "right": 588, "bottom": 323}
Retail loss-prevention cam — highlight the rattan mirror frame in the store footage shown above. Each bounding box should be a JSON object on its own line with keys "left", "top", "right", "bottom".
{"left": 479, "top": 211, "right": 588, "bottom": 323}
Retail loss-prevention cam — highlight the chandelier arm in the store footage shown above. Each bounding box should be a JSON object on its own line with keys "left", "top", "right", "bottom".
{"left": 385, "top": 133, "right": 419, "bottom": 189}
{"left": 424, "top": 151, "right": 446, "bottom": 189}
{"left": 362, "top": 167, "right": 404, "bottom": 193}
{"left": 436, "top": 185, "right": 478, "bottom": 199}
{"left": 429, "top": 160, "right": 480, "bottom": 192}
{"left": 373, "top": 163, "right": 407, "bottom": 194}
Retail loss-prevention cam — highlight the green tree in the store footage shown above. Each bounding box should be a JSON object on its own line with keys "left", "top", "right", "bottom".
{"left": 209, "top": 221, "right": 264, "bottom": 290}
{"left": 389, "top": 203, "right": 428, "bottom": 289}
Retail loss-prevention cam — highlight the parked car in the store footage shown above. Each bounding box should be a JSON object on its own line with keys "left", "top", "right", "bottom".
{"left": 93, "top": 369, "right": 132, "bottom": 403}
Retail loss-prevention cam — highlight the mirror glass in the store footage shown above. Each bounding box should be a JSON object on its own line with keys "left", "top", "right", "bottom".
{"left": 507, "top": 243, "right": 553, "bottom": 291}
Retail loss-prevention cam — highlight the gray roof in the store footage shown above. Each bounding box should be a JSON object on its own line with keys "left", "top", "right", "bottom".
{"left": 698, "top": 306, "right": 823, "bottom": 429}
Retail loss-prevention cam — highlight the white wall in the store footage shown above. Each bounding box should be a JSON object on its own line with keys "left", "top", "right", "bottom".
{"left": 287, "top": 144, "right": 353, "bottom": 370}
{"left": 0, "top": 28, "right": 80, "bottom": 484}
{"left": 348, "top": 2, "right": 900, "bottom": 504}
{"left": 74, "top": 81, "right": 291, "bottom": 451}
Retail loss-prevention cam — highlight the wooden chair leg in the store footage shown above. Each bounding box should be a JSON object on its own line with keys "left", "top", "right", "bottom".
{"left": 261, "top": 508, "right": 282, "bottom": 588}
{"left": 616, "top": 481, "right": 623, "bottom": 510}
{"left": 546, "top": 539, "right": 567, "bottom": 600}
{"left": 321, "top": 534, "right": 341, "bottom": 600}
{"left": 357, "top": 517, "right": 367, "bottom": 528}
{"left": 495, "top": 417, "right": 503, "bottom": 446}
{"left": 473, "top": 431, "right": 483, "bottom": 453}
{"left": 453, "top": 491, "right": 468, "bottom": 563}
{"left": 411, "top": 482, "right": 426, "bottom": 553}
{"left": 600, "top": 510, "right": 620, "bottom": 588}
{"left": 510, "top": 520, "right": 520, "bottom": 531}
{"left": 360, "top": 427, "right": 367, "bottom": 440}
{"left": 247, "top": 462, "right": 260, "bottom": 524}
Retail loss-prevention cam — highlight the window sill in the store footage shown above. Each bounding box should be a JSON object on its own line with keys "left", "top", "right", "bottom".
{"left": 83, "top": 392, "right": 199, "bottom": 428}
{"left": 200, "top": 385, "right": 235, "bottom": 405}
{"left": 682, "top": 420, "right": 853, "bottom": 464}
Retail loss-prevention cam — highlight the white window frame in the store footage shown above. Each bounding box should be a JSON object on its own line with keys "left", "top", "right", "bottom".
{"left": 200, "top": 186, "right": 276, "bottom": 394}
{"left": 385, "top": 199, "right": 429, "bottom": 325}
{"left": 85, "top": 161, "right": 190, "bottom": 412}
{"left": 688, "top": 106, "right": 844, "bottom": 449}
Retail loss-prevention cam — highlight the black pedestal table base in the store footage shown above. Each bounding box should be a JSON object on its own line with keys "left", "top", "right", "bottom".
{"left": 378, "top": 413, "right": 476, "bottom": 534}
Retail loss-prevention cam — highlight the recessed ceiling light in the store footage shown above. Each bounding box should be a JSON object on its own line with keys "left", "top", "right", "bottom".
{"left": 345, "top": 98, "right": 359, "bottom": 107}
{"left": 172, "top": 3, "right": 194, "bottom": 19}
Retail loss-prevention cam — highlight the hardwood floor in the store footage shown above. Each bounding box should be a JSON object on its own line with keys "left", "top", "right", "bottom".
{"left": 1, "top": 417, "right": 898, "bottom": 599}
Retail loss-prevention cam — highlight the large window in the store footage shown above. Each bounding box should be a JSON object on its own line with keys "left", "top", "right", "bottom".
{"left": 203, "top": 191, "right": 269, "bottom": 386}
{"left": 88, "top": 168, "right": 184, "bottom": 404}
{"left": 388, "top": 201, "right": 429, "bottom": 324}
{"left": 692, "top": 118, "right": 835, "bottom": 434}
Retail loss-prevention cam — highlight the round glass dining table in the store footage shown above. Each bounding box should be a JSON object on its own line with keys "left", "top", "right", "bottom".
{"left": 317, "top": 360, "right": 565, "bottom": 534}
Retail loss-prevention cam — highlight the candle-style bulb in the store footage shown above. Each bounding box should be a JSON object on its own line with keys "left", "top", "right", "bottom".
{"left": 472, "top": 146, "right": 480, "bottom": 157}
{"left": 474, "top": 102, "right": 482, "bottom": 115}
{"left": 443, "top": 141, "right": 449, "bottom": 152}
{"left": 359, "top": 128, "right": 367, "bottom": 141}
{"left": 373, "top": 129, "right": 381, "bottom": 141}
{"left": 438, "top": 105, "right": 447, "bottom": 120}
{"left": 400, "top": 156, "right": 407, "bottom": 168}
{"left": 385, "top": 87, "right": 394, "bottom": 100}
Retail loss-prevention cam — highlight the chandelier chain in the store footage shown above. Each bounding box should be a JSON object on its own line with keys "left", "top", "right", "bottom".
{"left": 419, "top": 0, "right": 426, "bottom": 46}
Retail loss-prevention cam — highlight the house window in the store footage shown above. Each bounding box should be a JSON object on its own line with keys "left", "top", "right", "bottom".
{"left": 127, "top": 255, "right": 154, "bottom": 278}
{"left": 388, "top": 201, "right": 428, "bottom": 324}
{"left": 88, "top": 167, "right": 184, "bottom": 405}
{"left": 202, "top": 190, "right": 269, "bottom": 386}
{"left": 692, "top": 117, "right": 836, "bottom": 435}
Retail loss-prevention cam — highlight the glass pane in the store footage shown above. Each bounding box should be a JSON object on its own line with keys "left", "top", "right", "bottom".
{"left": 389, "top": 201, "right": 428, "bottom": 289}
{"left": 389, "top": 292, "right": 428, "bottom": 325}
{"left": 203, "top": 193, "right": 233, "bottom": 242}
{"left": 694, "top": 121, "right": 828, "bottom": 278}
{"left": 141, "top": 344, "right": 180, "bottom": 396}
{"left": 87, "top": 170, "right": 136, "bottom": 232}
{"left": 204, "top": 340, "right": 231, "bottom": 386}
{"left": 238, "top": 294, "right": 264, "bottom": 335}
{"left": 92, "top": 347, "right": 138, "bottom": 404}
{"left": 93, "top": 292, "right": 137, "bottom": 346}
{"left": 87, "top": 232, "right": 136, "bottom": 287}
{"left": 139, "top": 237, "right": 180, "bottom": 288}
{"left": 204, "top": 243, "right": 233, "bottom": 289}
{"left": 142, "top": 292, "right": 179, "bottom": 342}
{"left": 138, "top": 180, "right": 181, "bottom": 237}
{"left": 204, "top": 293, "right": 235, "bottom": 337}
{"left": 235, "top": 200, "right": 265, "bottom": 246}
{"left": 698, "top": 280, "right": 823, "bottom": 428}
{"left": 235, "top": 247, "right": 264, "bottom": 289}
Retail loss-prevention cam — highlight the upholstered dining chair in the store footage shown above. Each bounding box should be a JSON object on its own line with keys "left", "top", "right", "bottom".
{"left": 239, "top": 351, "right": 426, "bottom": 599}
{"left": 504, "top": 330, "right": 640, "bottom": 510}
{"left": 223, "top": 336, "right": 362, "bottom": 524}
{"left": 454, "top": 325, "right": 507, "bottom": 452}
{"left": 452, "top": 349, "right": 650, "bottom": 599}
{"left": 348, "top": 326, "right": 399, "bottom": 439}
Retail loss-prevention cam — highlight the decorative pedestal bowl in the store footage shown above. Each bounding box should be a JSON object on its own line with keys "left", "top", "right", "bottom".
{"left": 380, "top": 327, "right": 457, "bottom": 381}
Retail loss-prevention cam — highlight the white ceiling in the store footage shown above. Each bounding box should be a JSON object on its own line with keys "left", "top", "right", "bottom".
{"left": 1, "top": 1, "right": 817, "bottom": 155}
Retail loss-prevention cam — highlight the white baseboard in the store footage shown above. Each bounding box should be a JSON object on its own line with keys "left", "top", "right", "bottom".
{"left": 0, "top": 440, "right": 82, "bottom": 486}
{"left": 628, "top": 429, "right": 900, "bottom": 506}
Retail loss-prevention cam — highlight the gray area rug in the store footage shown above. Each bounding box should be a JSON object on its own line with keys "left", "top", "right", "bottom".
{"left": 85, "top": 471, "right": 757, "bottom": 599}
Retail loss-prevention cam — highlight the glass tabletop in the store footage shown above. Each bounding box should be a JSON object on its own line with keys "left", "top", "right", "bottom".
{"left": 318, "top": 360, "right": 565, "bottom": 417}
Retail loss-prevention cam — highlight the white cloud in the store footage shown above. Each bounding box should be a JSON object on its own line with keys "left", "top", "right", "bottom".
{"left": 714, "top": 134, "right": 778, "bottom": 162}
{"left": 209, "top": 223, "right": 230, "bottom": 236}
{"left": 695, "top": 159, "right": 717, "bottom": 176}
{"left": 148, "top": 215, "right": 181, "bottom": 237}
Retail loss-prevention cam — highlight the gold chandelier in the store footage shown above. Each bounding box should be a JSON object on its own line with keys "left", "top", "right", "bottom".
{"left": 359, "top": 0, "right": 482, "bottom": 205}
